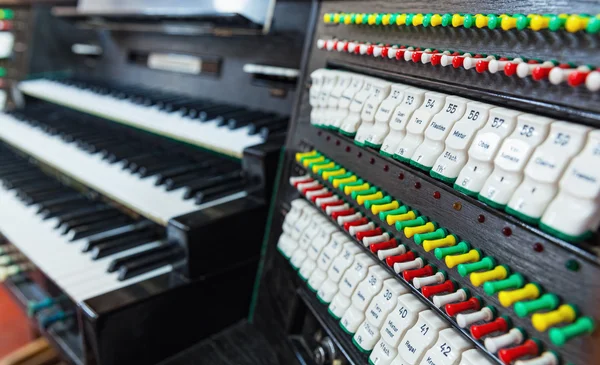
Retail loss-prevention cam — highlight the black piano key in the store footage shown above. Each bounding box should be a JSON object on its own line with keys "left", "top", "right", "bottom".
{"left": 55, "top": 205, "right": 111, "bottom": 228}
{"left": 260, "top": 120, "right": 289, "bottom": 139}
{"left": 121, "top": 153, "right": 159, "bottom": 170}
{"left": 18, "top": 188, "right": 70, "bottom": 205}
{"left": 198, "top": 106, "right": 241, "bottom": 122}
{"left": 38, "top": 198, "right": 91, "bottom": 218}
{"left": 182, "top": 171, "right": 242, "bottom": 199}
{"left": 153, "top": 164, "right": 213, "bottom": 186}
{"left": 107, "top": 244, "right": 175, "bottom": 273}
{"left": 214, "top": 110, "right": 259, "bottom": 127}
{"left": 126, "top": 154, "right": 176, "bottom": 173}
{"left": 91, "top": 230, "right": 161, "bottom": 259}
{"left": 68, "top": 217, "right": 133, "bottom": 241}
{"left": 195, "top": 179, "right": 246, "bottom": 204}
{"left": 117, "top": 246, "right": 182, "bottom": 281}
{"left": 247, "top": 117, "right": 288, "bottom": 135}
{"left": 83, "top": 222, "right": 156, "bottom": 252}
{"left": 137, "top": 159, "right": 193, "bottom": 178}
{"left": 24, "top": 191, "right": 76, "bottom": 206}
{"left": 228, "top": 113, "right": 274, "bottom": 130}
{"left": 59, "top": 209, "right": 122, "bottom": 235}
{"left": 15, "top": 181, "right": 62, "bottom": 195}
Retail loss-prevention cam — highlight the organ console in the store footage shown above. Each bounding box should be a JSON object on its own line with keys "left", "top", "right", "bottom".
{"left": 2, "top": 1, "right": 600, "bottom": 365}
{"left": 0, "top": 0, "right": 310, "bottom": 364}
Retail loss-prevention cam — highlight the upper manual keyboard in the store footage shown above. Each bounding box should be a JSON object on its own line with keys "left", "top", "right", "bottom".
{"left": 0, "top": 102, "right": 251, "bottom": 224}
{"left": 18, "top": 78, "right": 290, "bottom": 158}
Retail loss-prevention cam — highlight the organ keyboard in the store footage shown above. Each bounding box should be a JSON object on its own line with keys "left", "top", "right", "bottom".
{"left": 18, "top": 77, "right": 288, "bottom": 158}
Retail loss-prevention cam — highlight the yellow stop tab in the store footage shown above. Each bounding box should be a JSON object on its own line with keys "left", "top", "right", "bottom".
{"left": 302, "top": 155, "right": 324, "bottom": 167}
{"left": 322, "top": 168, "right": 345, "bottom": 180}
{"left": 532, "top": 305, "right": 578, "bottom": 332}
{"left": 499, "top": 283, "right": 541, "bottom": 307}
{"left": 470, "top": 265, "right": 509, "bottom": 287}
{"left": 404, "top": 222, "right": 436, "bottom": 238}
{"left": 312, "top": 162, "right": 335, "bottom": 173}
{"left": 332, "top": 175, "right": 357, "bottom": 188}
{"left": 345, "top": 183, "right": 370, "bottom": 195}
{"left": 445, "top": 249, "right": 481, "bottom": 268}
{"left": 295, "top": 150, "right": 317, "bottom": 162}
{"left": 423, "top": 235, "right": 457, "bottom": 252}
{"left": 356, "top": 191, "right": 383, "bottom": 205}
{"left": 385, "top": 210, "right": 417, "bottom": 225}
{"left": 371, "top": 200, "right": 400, "bottom": 215}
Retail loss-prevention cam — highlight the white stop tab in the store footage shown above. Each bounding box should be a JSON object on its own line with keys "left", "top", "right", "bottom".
{"left": 410, "top": 96, "right": 470, "bottom": 170}
{"left": 541, "top": 130, "right": 600, "bottom": 240}
{"left": 430, "top": 102, "right": 493, "bottom": 183}
{"left": 507, "top": 121, "right": 590, "bottom": 222}
{"left": 307, "top": 222, "right": 337, "bottom": 260}
{"left": 454, "top": 107, "right": 521, "bottom": 196}
{"left": 479, "top": 113, "right": 553, "bottom": 207}
{"left": 339, "top": 77, "right": 377, "bottom": 136}
{"left": 339, "top": 266, "right": 391, "bottom": 333}
{"left": 309, "top": 69, "right": 326, "bottom": 108}
{"left": 365, "top": 279, "right": 410, "bottom": 328}
{"left": 317, "top": 232, "right": 348, "bottom": 271}
{"left": 290, "top": 205, "right": 319, "bottom": 240}
{"left": 393, "top": 92, "right": 447, "bottom": 162}
{"left": 380, "top": 293, "right": 428, "bottom": 347}
{"left": 369, "top": 339, "right": 399, "bottom": 365}
{"left": 276, "top": 233, "right": 298, "bottom": 258}
{"left": 458, "top": 349, "right": 495, "bottom": 365}
{"left": 290, "top": 214, "right": 326, "bottom": 268}
{"left": 330, "top": 75, "right": 366, "bottom": 129}
{"left": 354, "top": 78, "right": 393, "bottom": 145}
{"left": 336, "top": 253, "right": 377, "bottom": 298}
{"left": 380, "top": 87, "right": 427, "bottom": 156}
{"left": 311, "top": 70, "right": 339, "bottom": 126}
{"left": 283, "top": 199, "right": 309, "bottom": 234}
{"left": 322, "top": 71, "right": 354, "bottom": 128}
{"left": 418, "top": 328, "right": 473, "bottom": 365}
{"left": 396, "top": 310, "right": 449, "bottom": 365}
{"left": 317, "top": 243, "right": 363, "bottom": 303}
{"left": 353, "top": 319, "right": 381, "bottom": 352}
{"left": 359, "top": 83, "right": 409, "bottom": 148}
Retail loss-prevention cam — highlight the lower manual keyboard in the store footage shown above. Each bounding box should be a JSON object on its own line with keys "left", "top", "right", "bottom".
{"left": 0, "top": 144, "right": 179, "bottom": 302}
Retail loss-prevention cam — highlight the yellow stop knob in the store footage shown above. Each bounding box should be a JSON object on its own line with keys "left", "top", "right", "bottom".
{"left": 302, "top": 155, "right": 324, "bottom": 167}
{"left": 404, "top": 222, "right": 436, "bottom": 238}
{"left": 396, "top": 13, "right": 407, "bottom": 25}
{"left": 452, "top": 14, "right": 464, "bottom": 27}
{"left": 475, "top": 14, "right": 488, "bottom": 28}
{"left": 532, "top": 305, "right": 578, "bottom": 332}
{"left": 368, "top": 14, "right": 377, "bottom": 25}
{"left": 333, "top": 13, "right": 341, "bottom": 23}
{"left": 322, "top": 168, "right": 345, "bottom": 180}
{"left": 446, "top": 249, "right": 481, "bottom": 268}
{"left": 295, "top": 150, "right": 317, "bottom": 162}
{"left": 501, "top": 16, "right": 518, "bottom": 30}
{"left": 356, "top": 191, "right": 383, "bottom": 205}
{"left": 355, "top": 14, "right": 364, "bottom": 24}
{"left": 324, "top": 14, "right": 332, "bottom": 23}
{"left": 344, "top": 14, "right": 354, "bottom": 25}
{"left": 430, "top": 14, "right": 443, "bottom": 26}
{"left": 332, "top": 175, "right": 356, "bottom": 188}
{"left": 499, "top": 283, "right": 542, "bottom": 307}
{"left": 344, "top": 183, "right": 370, "bottom": 195}
{"left": 413, "top": 13, "right": 424, "bottom": 26}
{"left": 386, "top": 210, "right": 417, "bottom": 225}
{"left": 371, "top": 200, "right": 400, "bottom": 215}
{"left": 470, "top": 265, "right": 509, "bottom": 287}
{"left": 313, "top": 162, "right": 335, "bottom": 173}
{"left": 530, "top": 14, "right": 550, "bottom": 30}
{"left": 423, "top": 235, "right": 457, "bottom": 252}
{"left": 382, "top": 13, "right": 392, "bottom": 25}
{"left": 565, "top": 15, "right": 588, "bottom": 33}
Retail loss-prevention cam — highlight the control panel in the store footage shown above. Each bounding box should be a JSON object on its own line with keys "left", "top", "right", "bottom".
{"left": 250, "top": 2, "right": 600, "bottom": 365}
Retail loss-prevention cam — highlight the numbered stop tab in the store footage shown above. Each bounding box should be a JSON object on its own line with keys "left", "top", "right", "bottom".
{"left": 380, "top": 294, "right": 429, "bottom": 347}
{"left": 410, "top": 96, "right": 469, "bottom": 171}
{"left": 360, "top": 83, "right": 409, "bottom": 148}
{"left": 354, "top": 78, "right": 393, "bottom": 146}
{"left": 322, "top": 71, "right": 353, "bottom": 129}
{"left": 397, "top": 310, "right": 449, "bottom": 365}
{"left": 507, "top": 121, "right": 591, "bottom": 223}
{"left": 339, "top": 77, "right": 377, "bottom": 136}
{"left": 454, "top": 108, "right": 521, "bottom": 197}
{"left": 309, "top": 69, "right": 326, "bottom": 109}
{"left": 479, "top": 114, "right": 552, "bottom": 208}
{"left": 317, "top": 243, "right": 362, "bottom": 303}
{"left": 311, "top": 70, "right": 339, "bottom": 127}
{"left": 419, "top": 328, "right": 473, "bottom": 365}
{"left": 430, "top": 102, "right": 493, "bottom": 183}
{"left": 393, "top": 92, "right": 446, "bottom": 162}
{"left": 331, "top": 75, "right": 365, "bottom": 129}
{"left": 541, "top": 130, "right": 600, "bottom": 241}
{"left": 380, "top": 88, "right": 426, "bottom": 157}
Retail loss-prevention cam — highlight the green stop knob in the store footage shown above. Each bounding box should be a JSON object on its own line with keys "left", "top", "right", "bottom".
{"left": 379, "top": 206, "right": 409, "bottom": 220}
{"left": 514, "top": 293, "right": 560, "bottom": 318}
{"left": 483, "top": 273, "right": 525, "bottom": 295}
{"left": 350, "top": 14, "right": 357, "bottom": 23}
{"left": 3, "top": 9, "right": 14, "bottom": 19}
{"left": 351, "top": 187, "right": 377, "bottom": 199}
{"left": 389, "top": 13, "right": 399, "bottom": 24}
{"left": 441, "top": 13, "right": 452, "bottom": 26}
{"left": 423, "top": 13, "right": 433, "bottom": 27}
{"left": 435, "top": 241, "right": 470, "bottom": 260}
{"left": 414, "top": 227, "right": 448, "bottom": 245}
{"left": 396, "top": 216, "right": 428, "bottom": 230}
{"left": 365, "top": 195, "right": 392, "bottom": 209}
{"left": 457, "top": 256, "right": 496, "bottom": 277}
{"left": 549, "top": 15, "right": 566, "bottom": 31}
{"left": 487, "top": 14, "right": 501, "bottom": 29}
{"left": 587, "top": 17, "right": 600, "bottom": 33}
{"left": 375, "top": 13, "right": 383, "bottom": 25}
{"left": 549, "top": 317, "right": 596, "bottom": 346}
{"left": 0, "top": 67, "right": 6, "bottom": 77}
{"left": 515, "top": 14, "right": 530, "bottom": 30}
{"left": 463, "top": 14, "right": 476, "bottom": 28}
{"left": 361, "top": 13, "right": 369, "bottom": 24}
